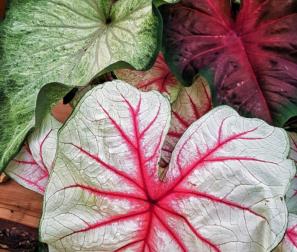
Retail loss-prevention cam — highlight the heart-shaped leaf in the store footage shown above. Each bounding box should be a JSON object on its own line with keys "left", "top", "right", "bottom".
{"left": 40, "top": 81, "right": 294, "bottom": 251}
{"left": 115, "top": 53, "right": 181, "bottom": 102}
{"left": 161, "top": 0, "right": 297, "bottom": 126}
{"left": 5, "top": 114, "right": 61, "bottom": 194}
{"left": 0, "top": 0, "right": 160, "bottom": 171}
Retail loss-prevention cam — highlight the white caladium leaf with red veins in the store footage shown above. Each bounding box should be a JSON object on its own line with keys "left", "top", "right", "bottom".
{"left": 40, "top": 81, "right": 294, "bottom": 252}
{"left": 274, "top": 214, "right": 297, "bottom": 252}
{"left": 286, "top": 132, "right": 297, "bottom": 215}
{"left": 5, "top": 114, "right": 61, "bottom": 194}
{"left": 161, "top": 77, "right": 211, "bottom": 166}
{"left": 115, "top": 53, "right": 181, "bottom": 102}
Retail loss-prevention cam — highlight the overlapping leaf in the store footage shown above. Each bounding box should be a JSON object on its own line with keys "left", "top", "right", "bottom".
{"left": 273, "top": 133, "right": 297, "bottom": 251}
{"left": 116, "top": 53, "right": 181, "bottom": 102}
{"left": 161, "top": 0, "right": 297, "bottom": 126}
{"left": 40, "top": 81, "right": 294, "bottom": 251}
{"left": 286, "top": 132, "right": 297, "bottom": 214}
{"left": 6, "top": 114, "right": 61, "bottom": 194}
{"left": 0, "top": 0, "right": 160, "bottom": 170}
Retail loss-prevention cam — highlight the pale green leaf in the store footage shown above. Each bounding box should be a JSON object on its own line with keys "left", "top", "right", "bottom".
{"left": 0, "top": 0, "right": 161, "bottom": 170}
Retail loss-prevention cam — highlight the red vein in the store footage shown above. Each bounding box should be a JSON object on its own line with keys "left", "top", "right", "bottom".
{"left": 171, "top": 190, "right": 266, "bottom": 221}
{"left": 201, "top": 81, "right": 212, "bottom": 110}
{"left": 63, "top": 184, "right": 147, "bottom": 201}
{"left": 14, "top": 144, "right": 37, "bottom": 165}
{"left": 204, "top": 156, "right": 276, "bottom": 165}
{"left": 35, "top": 173, "right": 49, "bottom": 183}
{"left": 121, "top": 96, "right": 150, "bottom": 198}
{"left": 187, "top": 92, "right": 200, "bottom": 119}
{"left": 154, "top": 211, "right": 187, "bottom": 252}
{"left": 167, "top": 131, "right": 182, "bottom": 138}
{"left": 142, "top": 211, "right": 153, "bottom": 252}
{"left": 97, "top": 101, "right": 137, "bottom": 150}
{"left": 138, "top": 76, "right": 166, "bottom": 90}
{"left": 157, "top": 127, "right": 259, "bottom": 200}
{"left": 287, "top": 225, "right": 297, "bottom": 248}
{"left": 14, "top": 174, "right": 45, "bottom": 193}
{"left": 24, "top": 143, "right": 33, "bottom": 155}
{"left": 139, "top": 106, "right": 161, "bottom": 139}
{"left": 156, "top": 204, "right": 220, "bottom": 252}
{"left": 39, "top": 130, "right": 52, "bottom": 176}
{"left": 172, "top": 111, "right": 189, "bottom": 128}
{"left": 70, "top": 144, "right": 144, "bottom": 191}
{"left": 60, "top": 209, "right": 150, "bottom": 240}
{"left": 145, "top": 128, "right": 167, "bottom": 164}
{"left": 13, "top": 159, "right": 36, "bottom": 165}
{"left": 115, "top": 239, "right": 144, "bottom": 252}
{"left": 159, "top": 73, "right": 171, "bottom": 93}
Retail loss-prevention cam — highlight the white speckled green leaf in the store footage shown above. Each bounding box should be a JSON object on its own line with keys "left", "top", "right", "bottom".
{"left": 0, "top": 82, "right": 70, "bottom": 172}
{"left": 0, "top": 0, "right": 161, "bottom": 171}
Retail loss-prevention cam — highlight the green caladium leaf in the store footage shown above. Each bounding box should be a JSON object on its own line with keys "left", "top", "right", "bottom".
{"left": 0, "top": 83, "right": 70, "bottom": 171}
{"left": 0, "top": 0, "right": 161, "bottom": 171}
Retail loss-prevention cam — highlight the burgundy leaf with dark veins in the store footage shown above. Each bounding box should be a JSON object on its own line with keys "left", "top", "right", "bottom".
{"left": 40, "top": 81, "right": 294, "bottom": 252}
{"left": 161, "top": 0, "right": 297, "bottom": 126}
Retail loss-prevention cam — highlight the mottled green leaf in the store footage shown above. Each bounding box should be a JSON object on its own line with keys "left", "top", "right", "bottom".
{"left": 0, "top": 0, "right": 161, "bottom": 171}
{"left": 0, "top": 82, "right": 70, "bottom": 171}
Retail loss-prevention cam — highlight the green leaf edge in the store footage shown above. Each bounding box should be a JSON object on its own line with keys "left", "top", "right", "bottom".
{"left": 0, "top": 83, "right": 71, "bottom": 172}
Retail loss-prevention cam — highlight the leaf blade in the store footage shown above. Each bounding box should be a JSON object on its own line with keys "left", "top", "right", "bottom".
{"left": 161, "top": 0, "right": 297, "bottom": 125}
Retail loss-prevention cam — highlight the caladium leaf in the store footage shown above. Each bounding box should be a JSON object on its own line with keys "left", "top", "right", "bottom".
{"left": 115, "top": 53, "right": 181, "bottom": 102}
{"left": 161, "top": 77, "right": 211, "bottom": 166}
{"left": 161, "top": 0, "right": 297, "bottom": 126}
{"left": 5, "top": 114, "right": 61, "bottom": 194}
{"left": 286, "top": 132, "right": 297, "bottom": 215}
{"left": 40, "top": 81, "right": 294, "bottom": 251}
{"left": 0, "top": 0, "right": 160, "bottom": 171}
{"left": 274, "top": 214, "right": 297, "bottom": 252}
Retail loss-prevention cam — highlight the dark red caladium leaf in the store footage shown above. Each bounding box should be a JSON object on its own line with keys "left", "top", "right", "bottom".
{"left": 161, "top": 0, "right": 297, "bottom": 126}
